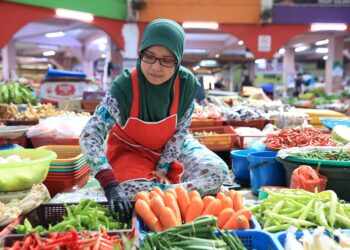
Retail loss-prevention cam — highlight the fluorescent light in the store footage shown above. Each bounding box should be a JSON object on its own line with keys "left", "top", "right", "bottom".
{"left": 182, "top": 22, "right": 219, "bottom": 29}
{"left": 316, "top": 47, "right": 328, "bottom": 53}
{"left": 238, "top": 40, "right": 244, "bottom": 45}
{"left": 43, "top": 50, "right": 56, "bottom": 56}
{"left": 184, "top": 48, "right": 207, "bottom": 53}
{"left": 255, "top": 59, "right": 266, "bottom": 64}
{"left": 199, "top": 60, "right": 218, "bottom": 67}
{"left": 323, "top": 55, "right": 328, "bottom": 60}
{"left": 279, "top": 48, "right": 285, "bottom": 55}
{"left": 215, "top": 54, "right": 220, "bottom": 58}
{"left": 38, "top": 44, "right": 59, "bottom": 50}
{"left": 295, "top": 46, "right": 309, "bottom": 52}
{"left": 56, "top": 8, "right": 94, "bottom": 22}
{"left": 315, "top": 39, "right": 329, "bottom": 46}
{"left": 311, "top": 23, "right": 347, "bottom": 31}
{"left": 92, "top": 37, "right": 107, "bottom": 45}
{"left": 101, "top": 53, "right": 106, "bottom": 58}
{"left": 98, "top": 43, "right": 106, "bottom": 51}
{"left": 45, "top": 31, "right": 65, "bottom": 38}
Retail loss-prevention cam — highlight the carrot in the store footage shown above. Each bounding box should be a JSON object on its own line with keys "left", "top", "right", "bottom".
{"left": 149, "top": 191, "right": 162, "bottom": 201}
{"left": 185, "top": 196, "right": 204, "bottom": 223}
{"left": 217, "top": 208, "right": 235, "bottom": 229}
{"left": 164, "top": 192, "right": 182, "bottom": 225}
{"left": 165, "top": 188, "right": 177, "bottom": 199}
{"left": 216, "top": 192, "right": 226, "bottom": 201}
{"left": 189, "top": 190, "right": 201, "bottom": 201}
{"left": 203, "top": 196, "right": 215, "bottom": 209}
{"left": 134, "top": 191, "right": 150, "bottom": 204}
{"left": 135, "top": 199, "right": 163, "bottom": 232}
{"left": 222, "top": 214, "right": 250, "bottom": 230}
{"left": 159, "top": 206, "right": 178, "bottom": 229}
{"left": 235, "top": 208, "right": 252, "bottom": 221}
{"left": 221, "top": 196, "right": 233, "bottom": 210}
{"left": 175, "top": 187, "right": 190, "bottom": 221}
{"left": 201, "top": 198, "right": 222, "bottom": 216}
{"left": 226, "top": 190, "right": 236, "bottom": 202}
{"left": 151, "top": 187, "right": 164, "bottom": 199}
{"left": 232, "top": 192, "right": 244, "bottom": 212}
{"left": 149, "top": 196, "right": 165, "bottom": 218}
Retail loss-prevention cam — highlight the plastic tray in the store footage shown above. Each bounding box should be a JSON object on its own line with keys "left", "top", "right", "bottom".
{"left": 49, "top": 158, "right": 86, "bottom": 169}
{"left": 46, "top": 164, "right": 90, "bottom": 178}
{"left": 38, "top": 145, "right": 83, "bottom": 163}
{"left": 235, "top": 134, "right": 266, "bottom": 149}
{"left": 48, "top": 160, "right": 87, "bottom": 172}
{"left": 224, "top": 119, "right": 271, "bottom": 130}
{"left": 30, "top": 137, "right": 79, "bottom": 147}
{"left": 190, "top": 126, "right": 236, "bottom": 151}
{"left": 190, "top": 118, "right": 224, "bottom": 128}
{"left": 320, "top": 117, "right": 350, "bottom": 130}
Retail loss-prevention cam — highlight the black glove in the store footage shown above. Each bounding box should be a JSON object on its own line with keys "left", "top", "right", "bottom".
{"left": 104, "top": 182, "right": 132, "bottom": 223}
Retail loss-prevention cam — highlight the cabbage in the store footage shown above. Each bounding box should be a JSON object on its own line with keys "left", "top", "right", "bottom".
{"left": 331, "top": 125, "right": 350, "bottom": 144}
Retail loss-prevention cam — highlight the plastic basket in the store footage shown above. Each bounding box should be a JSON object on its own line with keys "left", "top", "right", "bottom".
{"left": 49, "top": 161, "right": 87, "bottom": 172}
{"left": 224, "top": 119, "right": 271, "bottom": 130}
{"left": 235, "top": 134, "right": 266, "bottom": 149}
{"left": 190, "top": 118, "right": 224, "bottom": 128}
{"left": 320, "top": 117, "right": 350, "bottom": 130}
{"left": 30, "top": 137, "right": 79, "bottom": 147}
{"left": 190, "top": 126, "right": 236, "bottom": 151}
{"left": 38, "top": 145, "right": 83, "bottom": 163}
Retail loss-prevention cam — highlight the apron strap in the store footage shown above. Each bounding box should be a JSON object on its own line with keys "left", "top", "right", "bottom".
{"left": 130, "top": 69, "right": 139, "bottom": 118}
{"left": 169, "top": 76, "right": 180, "bottom": 116}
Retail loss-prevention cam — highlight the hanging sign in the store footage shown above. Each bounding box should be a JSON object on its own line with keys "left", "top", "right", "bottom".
{"left": 258, "top": 35, "right": 272, "bottom": 52}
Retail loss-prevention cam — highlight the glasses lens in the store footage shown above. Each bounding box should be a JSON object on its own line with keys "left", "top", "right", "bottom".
{"left": 141, "top": 53, "right": 156, "bottom": 64}
{"left": 159, "top": 58, "right": 177, "bottom": 67}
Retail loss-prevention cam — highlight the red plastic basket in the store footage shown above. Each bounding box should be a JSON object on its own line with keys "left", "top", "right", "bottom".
{"left": 224, "top": 119, "right": 271, "bottom": 130}
{"left": 190, "top": 118, "right": 224, "bottom": 128}
{"left": 0, "top": 136, "right": 29, "bottom": 147}
{"left": 190, "top": 126, "right": 236, "bottom": 151}
{"left": 30, "top": 137, "right": 79, "bottom": 147}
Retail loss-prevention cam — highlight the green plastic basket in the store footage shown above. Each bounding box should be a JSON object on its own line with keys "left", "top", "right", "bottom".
{"left": 284, "top": 156, "right": 350, "bottom": 167}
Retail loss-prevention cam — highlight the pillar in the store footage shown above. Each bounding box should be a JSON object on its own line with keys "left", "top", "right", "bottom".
{"left": 247, "top": 61, "right": 256, "bottom": 84}
{"left": 1, "top": 41, "right": 16, "bottom": 81}
{"left": 282, "top": 47, "right": 295, "bottom": 88}
{"left": 325, "top": 35, "right": 344, "bottom": 93}
{"left": 121, "top": 23, "right": 139, "bottom": 70}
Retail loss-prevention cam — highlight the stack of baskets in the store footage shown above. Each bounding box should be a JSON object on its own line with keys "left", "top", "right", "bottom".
{"left": 39, "top": 145, "right": 91, "bottom": 196}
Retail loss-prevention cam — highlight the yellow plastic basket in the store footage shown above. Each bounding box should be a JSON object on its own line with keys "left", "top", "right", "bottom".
{"left": 38, "top": 145, "right": 83, "bottom": 163}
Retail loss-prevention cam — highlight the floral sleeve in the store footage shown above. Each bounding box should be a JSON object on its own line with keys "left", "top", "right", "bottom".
{"left": 156, "top": 102, "right": 194, "bottom": 173}
{"left": 79, "top": 92, "right": 120, "bottom": 176}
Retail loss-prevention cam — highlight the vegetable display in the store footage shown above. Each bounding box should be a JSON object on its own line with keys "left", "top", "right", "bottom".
{"left": 134, "top": 187, "right": 251, "bottom": 232}
{"left": 264, "top": 127, "right": 340, "bottom": 150}
{"left": 140, "top": 215, "right": 247, "bottom": 250}
{"left": 0, "top": 83, "right": 37, "bottom": 105}
{"left": 288, "top": 148, "right": 350, "bottom": 161}
{"left": 248, "top": 188, "right": 350, "bottom": 232}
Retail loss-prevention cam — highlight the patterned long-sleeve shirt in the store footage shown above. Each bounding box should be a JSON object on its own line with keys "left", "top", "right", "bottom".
{"left": 79, "top": 92, "right": 194, "bottom": 176}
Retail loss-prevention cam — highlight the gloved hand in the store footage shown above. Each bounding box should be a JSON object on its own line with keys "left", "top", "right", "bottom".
{"left": 104, "top": 182, "right": 132, "bottom": 223}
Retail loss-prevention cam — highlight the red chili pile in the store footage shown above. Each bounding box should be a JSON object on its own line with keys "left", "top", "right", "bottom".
{"left": 4, "top": 228, "right": 129, "bottom": 250}
{"left": 264, "top": 127, "right": 339, "bottom": 150}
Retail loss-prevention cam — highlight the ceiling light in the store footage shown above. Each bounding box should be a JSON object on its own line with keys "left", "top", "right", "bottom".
{"left": 43, "top": 51, "right": 56, "bottom": 56}
{"left": 199, "top": 60, "right": 218, "bottom": 67}
{"left": 98, "top": 43, "right": 106, "bottom": 51}
{"left": 295, "top": 46, "right": 309, "bottom": 53}
{"left": 182, "top": 22, "right": 219, "bottom": 29}
{"left": 56, "top": 8, "right": 94, "bottom": 22}
{"left": 101, "top": 53, "right": 106, "bottom": 58}
{"left": 323, "top": 55, "right": 328, "bottom": 60}
{"left": 279, "top": 48, "right": 285, "bottom": 55}
{"left": 311, "top": 23, "right": 347, "bottom": 31}
{"left": 254, "top": 59, "right": 266, "bottom": 64}
{"left": 316, "top": 48, "right": 328, "bottom": 53}
{"left": 184, "top": 48, "right": 207, "bottom": 53}
{"left": 238, "top": 40, "right": 244, "bottom": 46}
{"left": 38, "top": 44, "right": 59, "bottom": 50}
{"left": 92, "top": 37, "right": 108, "bottom": 45}
{"left": 215, "top": 54, "right": 220, "bottom": 58}
{"left": 45, "top": 31, "right": 65, "bottom": 38}
{"left": 315, "top": 39, "right": 329, "bottom": 46}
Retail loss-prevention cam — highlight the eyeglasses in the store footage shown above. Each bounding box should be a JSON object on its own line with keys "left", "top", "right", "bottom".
{"left": 140, "top": 52, "right": 177, "bottom": 68}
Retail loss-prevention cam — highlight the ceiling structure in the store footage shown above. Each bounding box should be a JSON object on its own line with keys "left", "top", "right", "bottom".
{"left": 8, "top": 18, "right": 350, "bottom": 73}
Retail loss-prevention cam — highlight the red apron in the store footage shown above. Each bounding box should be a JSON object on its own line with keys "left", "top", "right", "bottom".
{"left": 106, "top": 69, "right": 184, "bottom": 184}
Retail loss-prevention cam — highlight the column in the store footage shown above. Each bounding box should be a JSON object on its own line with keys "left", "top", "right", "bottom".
{"left": 247, "top": 61, "right": 256, "bottom": 84}
{"left": 121, "top": 23, "right": 139, "bottom": 70}
{"left": 1, "top": 41, "right": 16, "bottom": 81}
{"left": 282, "top": 47, "right": 295, "bottom": 88}
{"left": 325, "top": 35, "right": 344, "bottom": 93}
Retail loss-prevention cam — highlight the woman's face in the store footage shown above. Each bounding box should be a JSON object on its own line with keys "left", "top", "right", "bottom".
{"left": 140, "top": 46, "right": 177, "bottom": 85}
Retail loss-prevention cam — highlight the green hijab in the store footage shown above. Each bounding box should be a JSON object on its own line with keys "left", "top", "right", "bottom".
{"left": 110, "top": 19, "right": 200, "bottom": 126}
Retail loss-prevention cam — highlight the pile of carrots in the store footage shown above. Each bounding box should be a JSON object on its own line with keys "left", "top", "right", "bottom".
{"left": 134, "top": 187, "right": 252, "bottom": 232}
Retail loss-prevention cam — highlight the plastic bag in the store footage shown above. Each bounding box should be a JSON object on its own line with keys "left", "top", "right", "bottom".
{"left": 290, "top": 165, "right": 327, "bottom": 192}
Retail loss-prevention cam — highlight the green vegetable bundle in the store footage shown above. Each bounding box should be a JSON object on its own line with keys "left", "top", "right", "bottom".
{"left": 248, "top": 189, "right": 350, "bottom": 232}
{"left": 289, "top": 148, "right": 350, "bottom": 161}
{"left": 0, "top": 82, "right": 37, "bottom": 104}
{"left": 141, "top": 216, "right": 247, "bottom": 250}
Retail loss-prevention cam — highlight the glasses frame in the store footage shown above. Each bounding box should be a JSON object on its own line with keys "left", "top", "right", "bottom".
{"left": 140, "top": 52, "right": 177, "bottom": 68}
